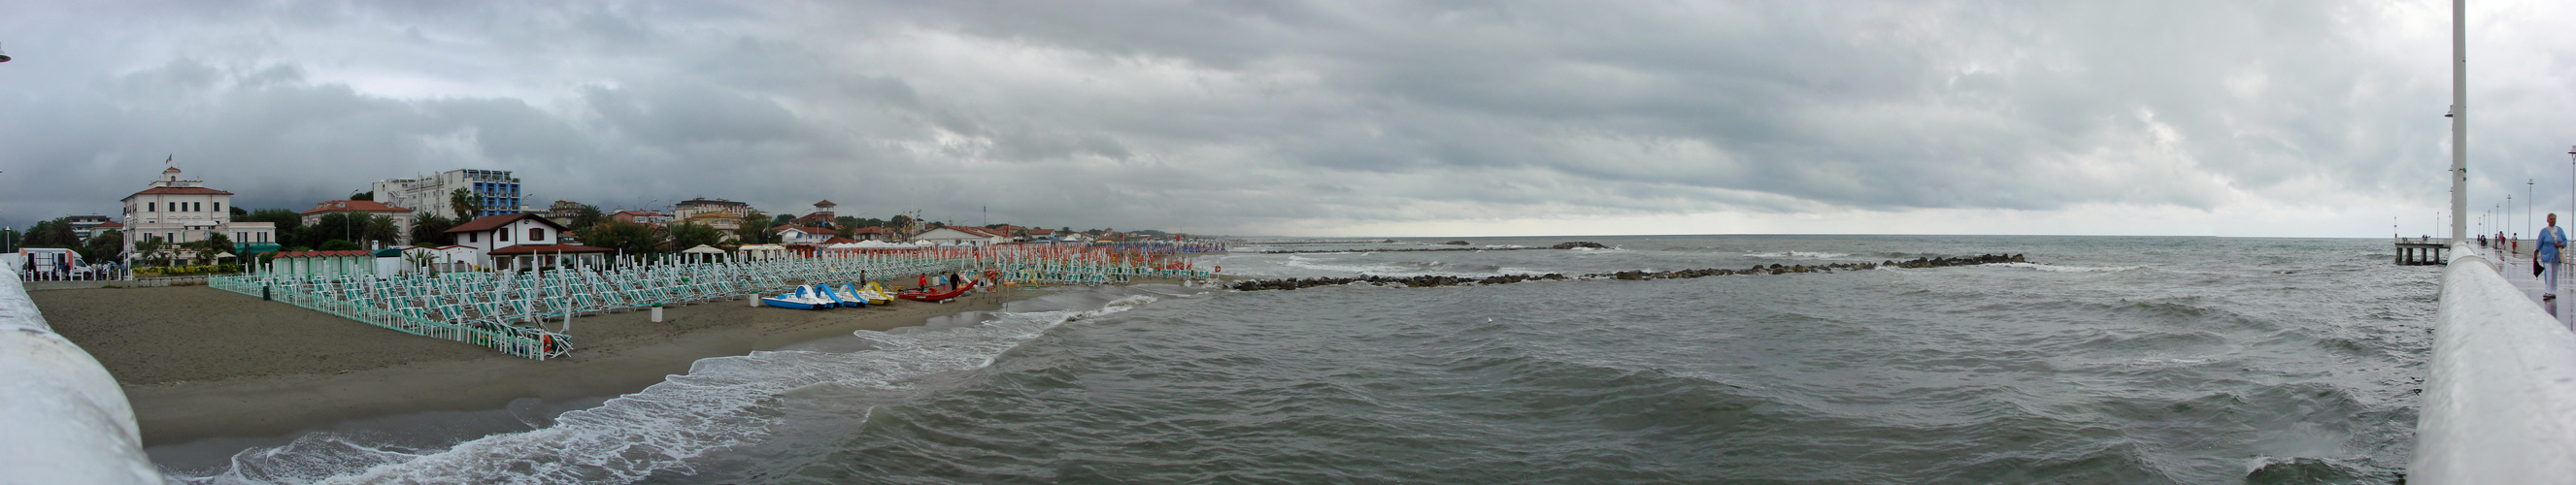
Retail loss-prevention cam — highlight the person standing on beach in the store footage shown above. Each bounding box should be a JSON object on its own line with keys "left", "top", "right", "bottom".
{"left": 2544, "top": 213, "right": 2568, "bottom": 301}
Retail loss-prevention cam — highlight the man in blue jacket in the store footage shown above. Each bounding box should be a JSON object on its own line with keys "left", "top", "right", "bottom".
{"left": 2543, "top": 213, "right": 2569, "bottom": 301}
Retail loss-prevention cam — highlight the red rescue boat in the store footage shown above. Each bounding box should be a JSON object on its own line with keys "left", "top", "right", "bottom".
{"left": 895, "top": 285, "right": 972, "bottom": 303}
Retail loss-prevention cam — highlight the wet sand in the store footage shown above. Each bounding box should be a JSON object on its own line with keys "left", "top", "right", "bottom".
{"left": 30, "top": 284, "right": 1026, "bottom": 446}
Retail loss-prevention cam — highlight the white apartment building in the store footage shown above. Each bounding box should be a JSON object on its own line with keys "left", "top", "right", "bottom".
{"left": 119, "top": 166, "right": 278, "bottom": 263}
{"left": 371, "top": 169, "right": 526, "bottom": 220}
{"left": 672, "top": 197, "right": 753, "bottom": 219}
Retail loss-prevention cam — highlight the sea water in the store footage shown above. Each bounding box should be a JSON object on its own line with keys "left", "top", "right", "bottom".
{"left": 159, "top": 235, "right": 2431, "bottom": 483}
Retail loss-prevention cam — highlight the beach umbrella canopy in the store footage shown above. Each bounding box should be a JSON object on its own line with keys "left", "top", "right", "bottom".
{"left": 682, "top": 244, "right": 725, "bottom": 254}
{"left": 213, "top": 252, "right": 236, "bottom": 260}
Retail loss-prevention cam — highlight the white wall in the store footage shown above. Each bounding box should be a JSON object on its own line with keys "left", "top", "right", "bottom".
{"left": 0, "top": 259, "right": 162, "bottom": 483}
{"left": 2412, "top": 244, "right": 2576, "bottom": 483}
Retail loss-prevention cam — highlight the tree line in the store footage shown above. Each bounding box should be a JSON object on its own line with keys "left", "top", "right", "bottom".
{"left": 6, "top": 185, "right": 1178, "bottom": 267}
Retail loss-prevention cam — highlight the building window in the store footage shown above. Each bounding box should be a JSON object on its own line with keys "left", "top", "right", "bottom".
{"left": 530, "top": 228, "right": 544, "bottom": 242}
{"left": 499, "top": 228, "right": 510, "bottom": 242}
{"left": 214, "top": 202, "right": 221, "bottom": 212}
{"left": 467, "top": 233, "right": 477, "bottom": 243}
{"left": 148, "top": 202, "right": 155, "bottom": 212}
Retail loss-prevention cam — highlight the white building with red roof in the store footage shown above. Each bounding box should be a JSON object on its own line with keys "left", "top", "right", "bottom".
{"left": 442, "top": 212, "right": 613, "bottom": 270}
{"left": 849, "top": 226, "right": 897, "bottom": 242}
{"left": 789, "top": 200, "right": 839, "bottom": 226}
{"left": 778, "top": 225, "right": 836, "bottom": 244}
{"left": 908, "top": 226, "right": 1012, "bottom": 246}
{"left": 299, "top": 200, "right": 418, "bottom": 244}
{"left": 609, "top": 210, "right": 669, "bottom": 225}
{"left": 118, "top": 166, "right": 278, "bottom": 263}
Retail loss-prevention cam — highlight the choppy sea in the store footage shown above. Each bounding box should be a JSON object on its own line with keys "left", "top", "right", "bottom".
{"left": 157, "top": 235, "right": 2431, "bottom": 483}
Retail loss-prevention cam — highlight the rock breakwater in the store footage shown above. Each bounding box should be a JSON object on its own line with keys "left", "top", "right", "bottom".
{"left": 1255, "top": 242, "right": 1611, "bottom": 254}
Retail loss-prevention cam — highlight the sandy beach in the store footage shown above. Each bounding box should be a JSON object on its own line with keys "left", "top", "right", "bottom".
{"left": 30, "top": 283, "right": 1026, "bottom": 446}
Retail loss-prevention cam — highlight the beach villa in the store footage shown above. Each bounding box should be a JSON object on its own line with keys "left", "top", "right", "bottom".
{"left": 609, "top": 210, "right": 669, "bottom": 225}
{"left": 849, "top": 226, "right": 897, "bottom": 242}
{"left": 788, "top": 200, "right": 838, "bottom": 226}
{"left": 119, "top": 166, "right": 280, "bottom": 264}
{"left": 908, "top": 226, "right": 1011, "bottom": 246}
{"left": 779, "top": 226, "right": 835, "bottom": 244}
{"left": 443, "top": 213, "right": 613, "bottom": 270}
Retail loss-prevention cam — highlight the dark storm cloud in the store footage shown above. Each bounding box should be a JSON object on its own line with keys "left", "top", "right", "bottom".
{"left": 0, "top": 1, "right": 2553, "bottom": 236}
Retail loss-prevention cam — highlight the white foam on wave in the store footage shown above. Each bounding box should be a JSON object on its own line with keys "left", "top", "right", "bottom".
{"left": 1283, "top": 254, "right": 1416, "bottom": 275}
{"left": 1994, "top": 262, "right": 2144, "bottom": 273}
{"left": 1742, "top": 250, "right": 1850, "bottom": 259}
{"left": 175, "top": 289, "right": 1174, "bottom": 485}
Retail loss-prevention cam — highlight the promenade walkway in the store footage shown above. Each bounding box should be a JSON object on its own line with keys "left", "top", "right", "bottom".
{"left": 2478, "top": 242, "right": 2576, "bottom": 330}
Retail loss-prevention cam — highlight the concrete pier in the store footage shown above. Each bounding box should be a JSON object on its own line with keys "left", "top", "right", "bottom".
{"left": 2398, "top": 239, "right": 2450, "bottom": 265}
{"left": 2413, "top": 243, "right": 2576, "bottom": 483}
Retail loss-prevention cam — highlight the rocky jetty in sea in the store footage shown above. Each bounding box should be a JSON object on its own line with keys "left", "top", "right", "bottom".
{"left": 1887, "top": 253, "right": 2024, "bottom": 268}
{"left": 1228, "top": 253, "right": 2028, "bottom": 291}
{"left": 1257, "top": 242, "right": 1608, "bottom": 254}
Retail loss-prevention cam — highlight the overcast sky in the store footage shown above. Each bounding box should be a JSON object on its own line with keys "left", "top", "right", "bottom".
{"left": 3, "top": 0, "right": 2571, "bottom": 238}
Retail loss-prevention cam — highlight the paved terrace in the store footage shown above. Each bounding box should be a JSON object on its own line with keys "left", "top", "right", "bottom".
{"left": 2480, "top": 242, "right": 2576, "bottom": 330}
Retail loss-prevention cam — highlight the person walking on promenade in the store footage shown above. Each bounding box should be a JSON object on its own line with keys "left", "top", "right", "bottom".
{"left": 2544, "top": 213, "right": 2569, "bottom": 301}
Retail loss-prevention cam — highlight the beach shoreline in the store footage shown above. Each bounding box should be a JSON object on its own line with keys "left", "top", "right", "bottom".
{"left": 32, "top": 284, "right": 1034, "bottom": 446}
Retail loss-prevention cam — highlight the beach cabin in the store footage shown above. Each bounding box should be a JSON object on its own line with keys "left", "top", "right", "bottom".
{"left": 442, "top": 213, "right": 614, "bottom": 270}
{"left": 737, "top": 244, "right": 788, "bottom": 259}
{"left": 268, "top": 250, "right": 377, "bottom": 276}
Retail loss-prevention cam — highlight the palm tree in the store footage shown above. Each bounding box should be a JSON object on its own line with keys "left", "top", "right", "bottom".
{"left": 736, "top": 210, "right": 776, "bottom": 243}
{"left": 404, "top": 248, "right": 440, "bottom": 274}
{"left": 571, "top": 204, "right": 608, "bottom": 230}
{"left": 450, "top": 188, "right": 482, "bottom": 220}
{"left": 133, "top": 235, "right": 170, "bottom": 268}
{"left": 411, "top": 214, "right": 457, "bottom": 245}
{"left": 368, "top": 215, "right": 400, "bottom": 245}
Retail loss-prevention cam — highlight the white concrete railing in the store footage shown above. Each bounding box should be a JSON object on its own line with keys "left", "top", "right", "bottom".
{"left": 0, "top": 260, "right": 160, "bottom": 483}
{"left": 2412, "top": 243, "right": 2576, "bottom": 484}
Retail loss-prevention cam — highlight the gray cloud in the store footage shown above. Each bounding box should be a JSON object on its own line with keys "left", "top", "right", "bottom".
{"left": 0, "top": 0, "right": 2561, "bottom": 237}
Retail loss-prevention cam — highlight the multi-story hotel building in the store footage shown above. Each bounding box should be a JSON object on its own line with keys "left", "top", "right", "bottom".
{"left": 370, "top": 169, "right": 526, "bottom": 220}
